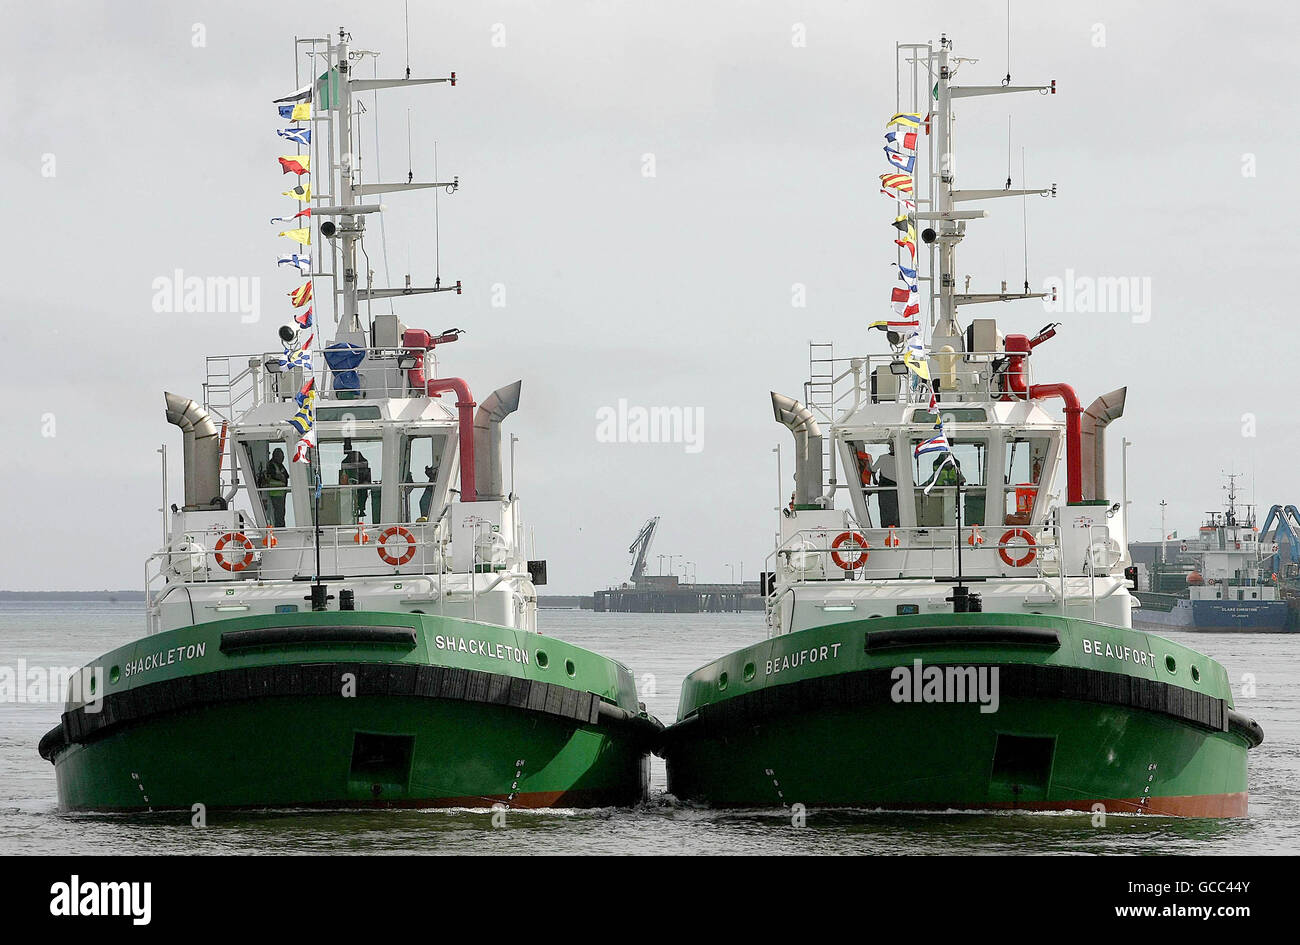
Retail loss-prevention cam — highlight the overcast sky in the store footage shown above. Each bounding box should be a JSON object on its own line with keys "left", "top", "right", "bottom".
{"left": 2, "top": 1, "right": 1296, "bottom": 593}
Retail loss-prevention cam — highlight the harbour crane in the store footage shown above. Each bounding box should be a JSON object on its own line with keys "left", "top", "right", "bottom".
{"left": 1259, "top": 504, "right": 1300, "bottom": 578}
{"left": 628, "top": 517, "right": 660, "bottom": 584}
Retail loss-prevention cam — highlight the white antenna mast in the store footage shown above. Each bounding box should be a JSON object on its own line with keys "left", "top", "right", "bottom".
{"left": 314, "top": 25, "right": 463, "bottom": 341}
{"left": 906, "top": 34, "right": 1056, "bottom": 355}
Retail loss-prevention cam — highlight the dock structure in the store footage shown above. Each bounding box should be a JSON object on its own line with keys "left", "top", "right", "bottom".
{"left": 594, "top": 517, "right": 764, "bottom": 612}
{"left": 592, "top": 575, "right": 764, "bottom": 613}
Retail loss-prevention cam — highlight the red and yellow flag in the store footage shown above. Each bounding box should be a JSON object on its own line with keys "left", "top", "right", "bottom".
{"left": 278, "top": 155, "right": 311, "bottom": 175}
{"left": 289, "top": 282, "right": 313, "bottom": 307}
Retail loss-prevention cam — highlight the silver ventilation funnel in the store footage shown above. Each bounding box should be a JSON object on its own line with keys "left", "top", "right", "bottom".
{"left": 164, "top": 392, "right": 223, "bottom": 511}
{"left": 473, "top": 380, "right": 522, "bottom": 501}
{"left": 1080, "top": 387, "right": 1127, "bottom": 503}
{"left": 771, "top": 392, "right": 824, "bottom": 508}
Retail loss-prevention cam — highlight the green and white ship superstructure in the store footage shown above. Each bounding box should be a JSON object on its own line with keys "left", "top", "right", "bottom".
{"left": 40, "top": 28, "right": 659, "bottom": 811}
{"left": 661, "top": 35, "right": 1262, "bottom": 817}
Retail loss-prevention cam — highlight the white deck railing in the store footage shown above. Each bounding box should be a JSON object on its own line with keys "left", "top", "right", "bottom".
{"left": 762, "top": 519, "right": 1129, "bottom": 634}
{"left": 203, "top": 346, "right": 444, "bottom": 421}
{"left": 803, "top": 349, "right": 1035, "bottom": 426}
{"left": 144, "top": 518, "right": 529, "bottom": 633}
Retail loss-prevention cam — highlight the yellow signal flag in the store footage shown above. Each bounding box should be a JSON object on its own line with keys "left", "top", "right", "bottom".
{"left": 278, "top": 227, "right": 311, "bottom": 246}
{"left": 903, "top": 349, "right": 931, "bottom": 380}
{"left": 282, "top": 184, "right": 312, "bottom": 202}
{"left": 888, "top": 112, "right": 922, "bottom": 128}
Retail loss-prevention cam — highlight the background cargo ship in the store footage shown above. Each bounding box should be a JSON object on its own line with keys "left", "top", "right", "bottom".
{"left": 1130, "top": 477, "right": 1292, "bottom": 632}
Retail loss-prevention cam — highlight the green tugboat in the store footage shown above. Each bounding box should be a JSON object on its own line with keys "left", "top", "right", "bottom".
{"left": 660, "top": 35, "right": 1262, "bottom": 817}
{"left": 39, "top": 28, "right": 658, "bottom": 811}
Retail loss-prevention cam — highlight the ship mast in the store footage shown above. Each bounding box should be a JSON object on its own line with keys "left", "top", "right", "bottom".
{"left": 312, "top": 26, "right": 463, "bottom": 342}
{"left": 335, "top": 28, "right": 360, "bottom": 333}
{"left": 910, "top": 35, "right": 1056, "bottom": 350}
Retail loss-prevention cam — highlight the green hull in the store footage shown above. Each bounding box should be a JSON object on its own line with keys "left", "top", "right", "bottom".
{"left": 41, "top": 611, "right": 658, "bottom": 811}
{"left": 663, "top": 614, "right": 1261, "bottom": 817}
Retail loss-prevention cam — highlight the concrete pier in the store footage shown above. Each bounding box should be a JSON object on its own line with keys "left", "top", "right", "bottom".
{"left": 592, "top": 575, "right": 764, "bottom": 613}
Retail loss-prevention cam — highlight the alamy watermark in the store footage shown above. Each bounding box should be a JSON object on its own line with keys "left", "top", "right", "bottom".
{"left": 0, "top": 661, "right": 102, "bottom": 712}
{"left": 49, "top": 876, "right": 151, "bottom": 926}
{"left": 890, "top": 658, "right": 1000, "bottom": 713}
{"left": 1041, "top": 269, "right": 1151, "bottom": 323}
{"left": 596, "top": 399, "right": 704, "bottom": 454}
{"left": 151, "top": 269, "right": 262, "bottom": 324}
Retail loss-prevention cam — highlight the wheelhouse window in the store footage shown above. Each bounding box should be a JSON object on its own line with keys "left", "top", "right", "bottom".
{"left": 316, "top": 405, "right": 382, "bottom": 423}
{"left": 399, "top": 433, "right": 451, "bottom": 523}
{"left": 849, "top": 439, "right": 901, "bottom": 528}
{"left": 246, "top": 439, "right": 297, "bottom": 528}
{"left": 911, "top": 436, "right": 988, "bottom": 527}
{"left": 911, "top": 408, "right": 987, "bottom": 424}
{"left": 1003, "top": 436, "right": 1050, "bottom": 526}
{"left": 314, "top": 436, "right": 383, "bottom": 526}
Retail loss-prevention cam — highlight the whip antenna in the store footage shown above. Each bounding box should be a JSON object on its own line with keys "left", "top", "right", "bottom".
{"left": 406, "top": 107, "right": 413, "bottom": 183}
{"left": 434, "top": 141, "right": 442, "bottom": 285}
{"left": 1022, "top": 148, "right": 1030, "bottom": 291}
{"left": 1004, "top": 0, "right": 1012, "bottom": 85}
{"left": 1006, "top": 115, "right": 1012, "bottom": 189}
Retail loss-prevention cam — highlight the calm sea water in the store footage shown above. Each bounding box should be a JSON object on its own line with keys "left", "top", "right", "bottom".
{"left": 1, "top": 602, "right": 1296, "bottom": 855}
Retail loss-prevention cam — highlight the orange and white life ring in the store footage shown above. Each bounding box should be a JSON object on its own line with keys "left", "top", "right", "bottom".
{"left": 998, "top": 528, "right": 1037, "bottom": 567}
{"left": 831, "top": 531, "right": 870, "bottom": 570}
{"left": 884, "top": 526, "right": 901, "bottom": 548}
{"left": 377, "top": 526, "right": 417, "bottom": 566}
{"left": 214, "top": 531, "right": 254, "bottom": 572}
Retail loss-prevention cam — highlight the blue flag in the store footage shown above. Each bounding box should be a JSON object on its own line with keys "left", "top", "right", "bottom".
{"left": 915, "top": 430, "right": 950, "bottom": 457}
{"left": 884, "top": 147, "right": 916, "bottom": 173}
{"left": 280, "top": 332, "right": 314, "bottom": 372}
{"left": 277, "top": 127, "right": 311, "bottom": 146}
{"left": 287, "top": 378, "right": 316, "bottom": 437}
{"left": 277, "top": 254, "right": 312, "bottom": 273}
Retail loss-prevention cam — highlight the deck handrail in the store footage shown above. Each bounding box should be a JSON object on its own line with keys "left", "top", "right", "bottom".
{"left": 203, "top": 346, "right": 444, "bottom": 421}
{"left": 760, "top": 519, "right": 1079, "bottom": 636}
{"left": 802, "top": 349, "right": 1036, "bottom": 425}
